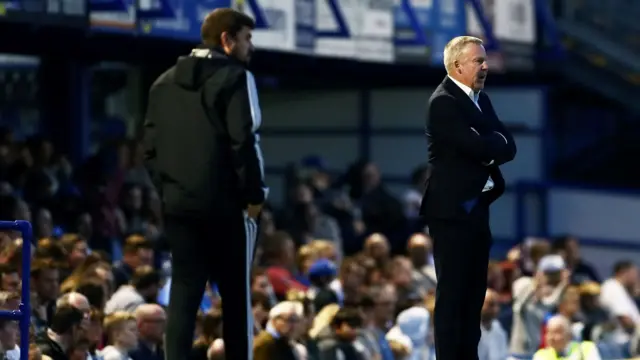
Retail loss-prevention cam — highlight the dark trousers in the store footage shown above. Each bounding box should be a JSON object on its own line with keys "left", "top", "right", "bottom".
{"left": 164, "top": 211, "right": 257, "bottom": 360}
{"left": 427, "top": 203, "right": 492, "bottom": 360}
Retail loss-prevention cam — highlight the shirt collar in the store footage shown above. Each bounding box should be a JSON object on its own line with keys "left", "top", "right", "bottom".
{"left": 448, "top": 75, "right": 480, "bottom": 103}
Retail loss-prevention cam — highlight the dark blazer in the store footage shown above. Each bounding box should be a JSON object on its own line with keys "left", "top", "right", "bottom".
{"left": 35, "top": 332, "right": 68, "bottom": 360}
{"left": 420, "top": 76, "right": 516, "bottom": 219}
{"left": 253, "top": 330, "right": 298, "bottom": 360}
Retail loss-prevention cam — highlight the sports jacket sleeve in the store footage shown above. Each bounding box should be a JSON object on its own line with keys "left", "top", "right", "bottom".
{"left": 225, "top": 69, "right": 269, "bottom": 205}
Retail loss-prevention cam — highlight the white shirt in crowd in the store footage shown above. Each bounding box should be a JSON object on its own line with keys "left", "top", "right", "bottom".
{"left": 599, "top": 277, "right": 640, "bottom": 344}
{"left": 478, "top": 320, "right": 509, "bottom": 360}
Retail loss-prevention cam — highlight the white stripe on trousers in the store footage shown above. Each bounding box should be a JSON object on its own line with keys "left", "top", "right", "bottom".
{"left": 243, "top": 213, "right": 257, "bottom": 360}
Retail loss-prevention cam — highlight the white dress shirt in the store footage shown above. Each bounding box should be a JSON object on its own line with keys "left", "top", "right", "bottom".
{"left": 447, "top": 75, "right": 508, "bottom": 192}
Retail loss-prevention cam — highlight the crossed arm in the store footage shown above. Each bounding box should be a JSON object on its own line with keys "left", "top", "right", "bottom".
{"left": 427, "top": 95, "right": 517, "bottom": 166}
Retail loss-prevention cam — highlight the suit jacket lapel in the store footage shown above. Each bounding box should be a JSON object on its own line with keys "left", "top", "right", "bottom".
{"left": 442, "top": 76, "right": 483, "bottom": 117}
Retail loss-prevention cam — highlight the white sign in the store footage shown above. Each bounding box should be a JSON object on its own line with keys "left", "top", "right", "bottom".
{"left": 315, "top": 0, "right": 394, "bottom": 62}
{"left": 315, "top": 0, "right": 359, "bottom": 59}
{"left": 243, "top": 0, "right": 297, "bottom": 52}
{"left": 493, "top": 0, "right": 535, "bottom": 44}
{"left": 358, "top": 0, "right": 395, "bottom": 62}
{"left": 466, "top": 0, "right": 535, "bottom": 44}
{"left": 90, "top": 0, "right": 136, "bottom": 30}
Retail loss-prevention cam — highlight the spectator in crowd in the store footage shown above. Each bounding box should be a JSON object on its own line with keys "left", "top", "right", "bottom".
{"left": 0, "top": 319, "right": 20, "bottom": 360}
{"left": 55, "top": 292, "right": 91, "bottom": 324}
{"left": 191, "top": 309, "right": 223, "bottom": 360}
{"left": 478, "top": 289, "right": 509, "bottom": 360}
{"left": 406, "top": 233, "right": 436, "bottom": 294}
{"left": 254, "top": 301, "right": 303, "bottom": 360}
{"left": 35, "top": 304, "right": 86, "bottom": 360}
{"left": 112, "top": 235, "right": 154, "bottom": 289}
{"left": 263, "top": 231, "right": 308, "bottom": 299}
{"left": 251, "top": 291, "right": 271, "bottom": 334}
{"left": 330, "top": 257, "right": 365, "bottom": 308}
{"left": 101, "top": 311, "right": 138, "bottom": 360}
{"left": 552, "top": 235, "right": 600, "bottom": 284}
{"left": 540, "top": 286, "right": 583, "bottom": 345}
{"left": 533, "top": 315, "right": 601, "bottom": 360}
{"left": 387, "top": 306, "right": 432, "bottom": 360}
{"left": 2, "top": 130, "right": 640, "bottom": 360}
{"left": 86, "top": 308, "right": 104, "bottom": 359}
{"left": 358, "top": 284, "right": 396, "bottom": 360}
{"left": 307, "top": 258, "right": 339, "bottom": 312}
{"left": 317, "top": 307, "right": 365, "bottom": 360}
{"left": 250, "top": 268, "right": 278, "bottom": 307}
{"left": 105, "top": 265, "right": 162, "bottom": 314}
{"left": 0, "top": 264, "right": 20, "bottom": 292}
{"left": 510, "top": 254, "right": 569, "bottom": 354}
{"left": 130, "top": 304, "right": 166, "bottom": 360}
{"left": 599, "top": 260, "right": 640, "bottom": 345}
{"left": 281, "top": 183, "right": 342, "bottom": 251}
{"left": 401, "top": 164, "right": 428, "bottom": 219}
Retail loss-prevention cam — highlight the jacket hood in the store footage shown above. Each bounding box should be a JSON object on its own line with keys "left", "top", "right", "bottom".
{"left": 173, "top": 46, "right": 243, "bottom": 90}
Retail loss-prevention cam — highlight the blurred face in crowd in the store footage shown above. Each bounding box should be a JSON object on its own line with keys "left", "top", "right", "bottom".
{"left": 252, "top": 302, "right": 269, "bottom": 327}
{"left": 69, "top": 240, "right": 89, "bottom": 269}
{"left": 34, "top": 268, "right": 60, "bottom": 302}
{"left": 35, "top": 208, "right": 53, "bottom": 239}
{"left": 621, "top": 266, "right": 639, "bottom": 289}
{"left": 481, "top": 289, "right": 500, "bottom": 324}
{"left": 546, "top": 318, "right": 571, "bottom": 352}
{"left": 259, "top": 209, "right": 276, "bottom": 237}
{"left": 487, "top": 263, "right": 506, "bottom": 292}
{"left": 95, "top": 266, "right": 115, "bottom": 298}
{"left": 407, "top": 234, "right": 431, "bottom": 267}
{"left": 222, "top": 26, "right": 254, "bottom": 63}
{"left": 455, "top": 42, "right": 488, "bottom": 92}
{"left": 365, "top": 234, "right": 389, "bottom": 262}
{"left": 558, "top": 289, "right": 580, "bottom": 318}
{"left": 1, "top": 271, "right": 19, "bottom": 292}
{"left": 341, "top": 263, "right": 365, "bottom": 292}
{"left": 281, "top": 238, "right": 296, "bottom": 267}
{"left": 138, "top": 307, "right": 167, "bottom": 343}
{"left": 564, "top": 238, "right": 580, "bottom": 264}
{"left": 69, "top": 344, "right": 90, "bottom": 360}
{"left": 335, "top": 321, "right": 359, "bottom": 342}
{"left": 295, "top": 184, "right": 313, "bottom": 204}
{"left": 86, "top": 317, "right": 103, "bottom": 347}
{"left": 129, "top": 248, "right": 154, "bottom": 268}
{"left": 0, "top": 320, "right": 18, "bottom": 349}
{"left": 273, "top": 312, "right": 300, "bottom": 338}
{"left": 391, "top": 258, "right": 413, "bottom": 289}
{"left": 76, "top": 213, "right": 93, "bottom": 240}
{"left": 117, "top": 320, "right": 139, "bottom": 349}
{"left": 251, "top": 274, "right": 271, "bottom": 297}
{"left": 125, "top": 186, "right": 143, "bottom": 211}
{"left": 362, "top": 163, "right": 381, "bottom": 191}
{"left": 374, "top": 286, "right": 396, "bottom": 326}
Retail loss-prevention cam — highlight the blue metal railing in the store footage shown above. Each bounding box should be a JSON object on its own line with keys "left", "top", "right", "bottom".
{"left": 0, "top": 221, "right": 32, "bottom": 360}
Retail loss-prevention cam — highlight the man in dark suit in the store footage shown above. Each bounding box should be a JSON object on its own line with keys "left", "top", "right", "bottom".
{"left": 420, "top": 36, "right": 517, "bottom": 360}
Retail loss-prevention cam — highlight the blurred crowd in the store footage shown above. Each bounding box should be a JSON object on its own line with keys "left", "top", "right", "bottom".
{"left": 1, "top": 127, "right": 640, "bottom": 360}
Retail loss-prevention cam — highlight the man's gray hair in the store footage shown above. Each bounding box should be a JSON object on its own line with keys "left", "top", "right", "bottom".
{"left": 443, "top": 36, "right": 483, "bottom": 74}
{"left": 546, "top": 314, "right": 572, "bottom": 335}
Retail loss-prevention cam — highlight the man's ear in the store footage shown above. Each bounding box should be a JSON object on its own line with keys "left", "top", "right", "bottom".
{"left": 220, "top": 31, "right": 233, "bottom": 48}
